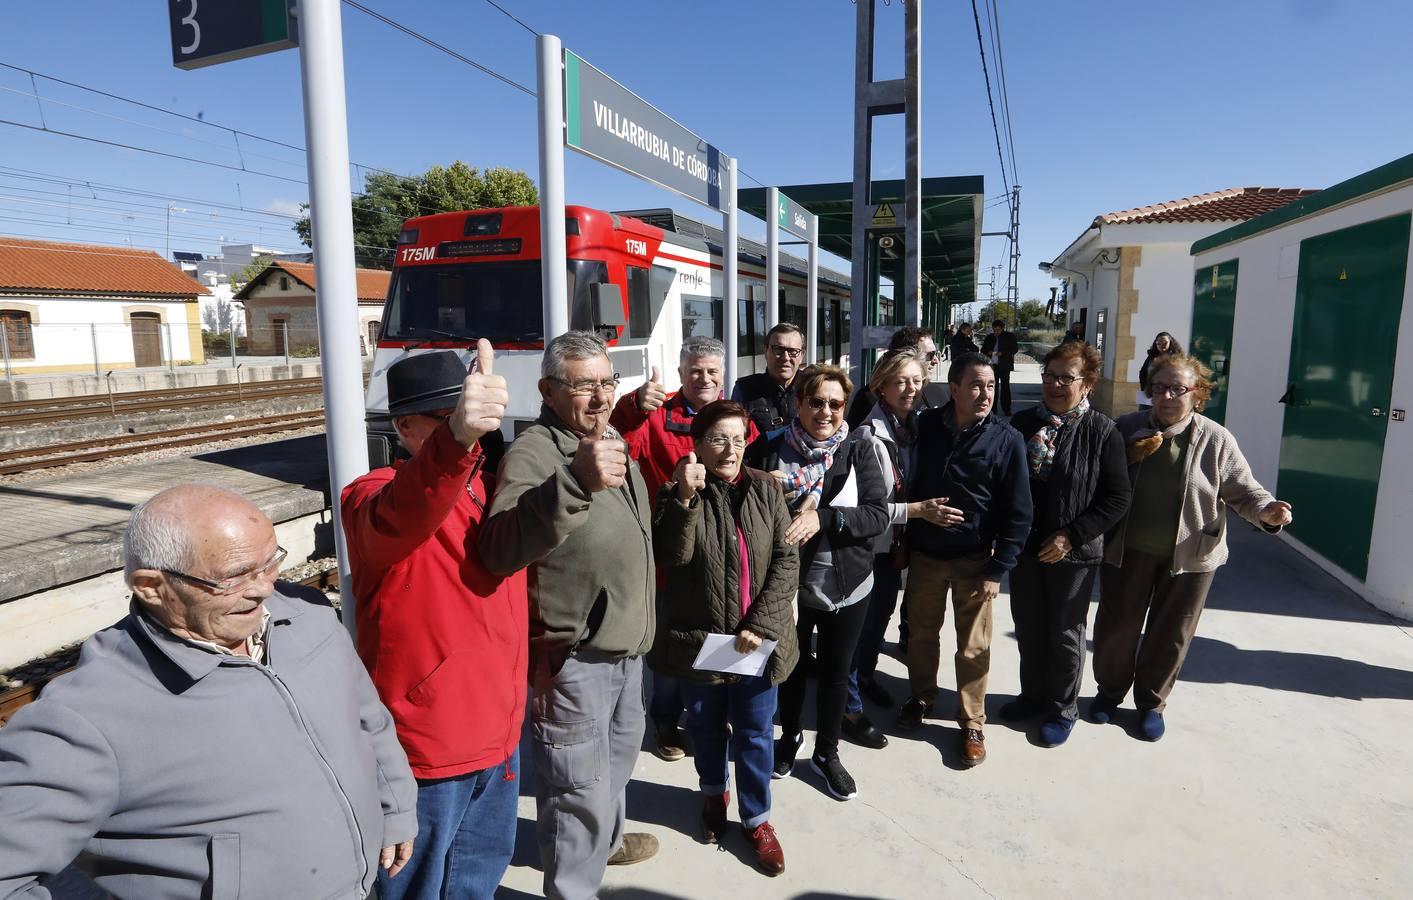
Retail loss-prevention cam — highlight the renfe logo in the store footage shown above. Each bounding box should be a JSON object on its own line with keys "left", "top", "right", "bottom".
{"left": 401, "top": 246, "right": 435, "bottom": 262}
{"left": 625, "top": 239, "right": 647, "bottom": 256}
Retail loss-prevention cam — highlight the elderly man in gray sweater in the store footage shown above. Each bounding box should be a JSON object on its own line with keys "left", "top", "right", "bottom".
{"left": 0, "top": 484, "right": 418, "bottom": 900}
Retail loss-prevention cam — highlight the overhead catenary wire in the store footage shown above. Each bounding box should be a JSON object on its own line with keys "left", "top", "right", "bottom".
{"left": 985, "top": 0, "right": 1018, "bottom": 184}
{"left": 482, "top": 0, "right": 539, "bottom": 36}
{"left": 969, "top": 0, "right": 1013, "bottom": 208}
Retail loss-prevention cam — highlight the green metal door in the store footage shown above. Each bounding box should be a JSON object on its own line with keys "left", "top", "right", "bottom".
{"left": 1190, "top": 260, "right": 1239, "bottom": 424}
{"left": 1279, "top": 213, "right": 1411, "bottom": 579}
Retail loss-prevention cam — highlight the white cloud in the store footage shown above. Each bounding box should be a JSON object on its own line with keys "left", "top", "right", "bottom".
{"left": 263, "top": 198, "right": 306, "bottom": 217}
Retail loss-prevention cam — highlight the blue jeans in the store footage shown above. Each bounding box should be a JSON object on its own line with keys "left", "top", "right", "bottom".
{"left": 847, "top": 555, "right": 902, "bottom": 715}
{"left": 377, "top": 749, "right": 519, "bottom": 900}
{"left": 649, "top": 669, "right": 684, "bottom": 726}
{"left": 681, "top": 676, "right": 777, "bottom": 829}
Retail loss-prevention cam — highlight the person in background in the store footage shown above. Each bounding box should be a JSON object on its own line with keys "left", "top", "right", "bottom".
{"left": 0, "top": 484, "right": 417, "bottom": 900}
{"left": 1002, "top": 341, "right": 1130, "bottom": 748}
{"left": 732, "top": 322, "right": 804, "bottom": 437}
{"left": 1091, "top": 355, "right": 1292, "bottom": 741}
{"left": 650, "top": 400, "right": 799, "bottom": 876}
{"left": 1062, "top": 320, "right": 1086, "bottom": 344}
{"left": 342, "top": 342, "right": 525, "bottom": 900}
{"left": 1137, "top": 331, "right": 1183, "bottom": 409}
{"left": 478, "top": 331, "right": 658, "bottom": 899}
{"left": 950, "top": 321, "right": 980, "bottom": 359}
{"left": 611, "top": 336, "right": 757, "bottom": 764}
{"left": 941, "top": 324, "right": 957, "bottom": 360}
{"left": 745, "top": 365, "right": 889, "bottom": 802}
{"left": 845, "top": 326, "right": 947, "bottom": 429}
{"left": 897, "top": 352, "right": 1032, "bottom": 767}
{"left": 981, "top": 319, "right": 1020, "bottom": 417}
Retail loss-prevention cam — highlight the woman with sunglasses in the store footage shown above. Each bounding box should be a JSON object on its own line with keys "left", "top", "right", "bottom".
{"left": 745, "top": 365, "right": 889, "bottom": 801}
{"left": 1002, "top": 341, "right": 1130, "bottom": 747}
{"left": 1091, "top": 355, "right": 1293, "bottom": 740}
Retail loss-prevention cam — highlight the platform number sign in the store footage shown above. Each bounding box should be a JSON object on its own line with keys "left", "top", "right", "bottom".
{"left": 170, "top": 0, "right": 299, "bottom": 70}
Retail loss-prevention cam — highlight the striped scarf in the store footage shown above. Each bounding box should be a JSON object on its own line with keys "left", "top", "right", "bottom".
{"left": 1026, "top": 397, "right": 1090, "bottom": 479}
{"left": 782, "top": 420, "right": 848, "bottom": 510}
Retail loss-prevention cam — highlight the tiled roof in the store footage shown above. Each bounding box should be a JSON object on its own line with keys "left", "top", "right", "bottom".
{"left": 248, "top": 261, "right": 390, "bottom": 303}
{"left": 1096, "top": 188, "right": 1319, "bottom": 226}
{"left": 0, "top": 237, "right": 209, "bottom": 297}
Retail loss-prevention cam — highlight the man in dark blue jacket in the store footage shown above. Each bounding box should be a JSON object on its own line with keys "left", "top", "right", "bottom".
{"left": 896, "top": 352, "right": 1032, "bottom": 766}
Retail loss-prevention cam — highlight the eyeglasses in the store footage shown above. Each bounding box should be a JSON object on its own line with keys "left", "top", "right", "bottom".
{"left": 806, "top": 397, "right": 846, "bottom": 412}
{"left": 924, "top": 351, "right": 941, "bottom": 363}
{"left": 1149, "top": 381, "right": 1194, "bottom": 398}
{"left": 550, "top": 374, "right": 621, "bottom": 396}
{"left": 1041, "top": 372, "right": 1081, "bottom": 387}
{"left": 164, "top": 546, "right": 288, "bottom": 596}
{"left": 701, "top": 436, "right": 748, "bottom": 450}
{"left": 767, "top": 344, "right": 804, "bottom": 360}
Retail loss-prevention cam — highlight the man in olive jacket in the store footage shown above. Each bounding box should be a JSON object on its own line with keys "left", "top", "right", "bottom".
{"left": 479, "top": 332, "right": 657, "bottom": 900}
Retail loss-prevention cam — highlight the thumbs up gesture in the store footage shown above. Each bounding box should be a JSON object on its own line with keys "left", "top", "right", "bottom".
{"left": 673, "top": 450, "right": 707, "bottom": 502}
{"left": 450, "top": 338, "right": 510, "bottom": 449}
{"left": 637, "top": 365, "right": 667, "bottom": 414}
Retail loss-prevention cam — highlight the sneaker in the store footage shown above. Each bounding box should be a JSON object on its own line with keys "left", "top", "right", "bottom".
{"left": 998, "top": 695, "right": 1042, "bottom": 722}
{"left": 841, "top": 712, "right": 889, "bottom": 749}
{"left": 810, "top": 753, "right": 858, "bottom": 801}
{"left": 746, "top": 822, "right": 785, "bottom": 876}
{"left": 653, "top": 722, "right": 686, "bottom": 762}
{"left": 606, "top": 832, "right": 658, "bottom": 866}
{"left": 960, "top": 728, "right": 987, "bottom": 767}
{"left": 772, "top": 731, "right": 803, "bottom": 780}
{"left": 897, "top": 697, "right": 932, "bottom": 731}
{"left": 1038, "top": 717, "right": 1075, "bottom": 747}
{"left": 1139, "top": 709, "right": 1166, "bottom": 742}
{"left": 858, "top": 674, "right": 895, "bottom": 708}
{"left": 1089, "top": 694, "right": 1120, "bottom": 725}
{"left": 701, "top": 792, "right": 729, "bottom": 844}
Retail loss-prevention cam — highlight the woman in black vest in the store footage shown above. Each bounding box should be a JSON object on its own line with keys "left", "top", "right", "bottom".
{"left": 1002, "top": 341, "right": 1131, "bottom": 746}
{"left": 1137, "top": 332, "right": 1183, "bottom": 407}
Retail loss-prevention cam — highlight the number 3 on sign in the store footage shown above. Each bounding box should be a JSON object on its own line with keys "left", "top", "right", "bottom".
{"left": 176, "top": 0, "right": 200, "bottom": 54}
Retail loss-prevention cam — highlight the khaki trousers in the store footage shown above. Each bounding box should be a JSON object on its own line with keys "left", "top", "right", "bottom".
{"left": 903, "top": 549, "right": 994, "bottom": 729}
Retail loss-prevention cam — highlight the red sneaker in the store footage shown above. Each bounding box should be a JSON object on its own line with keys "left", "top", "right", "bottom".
{"left": 746, "top": 821, "right": 785, "bottom": 876}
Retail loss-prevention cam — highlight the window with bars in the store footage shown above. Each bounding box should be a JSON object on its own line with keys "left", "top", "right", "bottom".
{"left": 0, "top": 310, "right": 35, "bottom": 360}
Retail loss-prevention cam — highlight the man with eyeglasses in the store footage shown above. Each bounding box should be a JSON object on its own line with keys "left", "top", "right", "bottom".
{"left": 480, "top": 331, "right": 659, "bottom": 899}
{"left": 731, "top": 322, "right": 805, "bottom": 437}
{"left": 341, "top": 342, "right": 527, "bottom": 900}
{"left": 0, "top": 483, "right": 418, "bottom": 900}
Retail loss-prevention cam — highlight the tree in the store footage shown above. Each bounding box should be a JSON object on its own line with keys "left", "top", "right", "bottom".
{"left": 232, "top": 254, "right": 275, "bottom": 291}
{"left": 975, "top": 299, "right": 1050, "bottom": 329}
{"left": 293, "top": 162, "right": 539, "bottom": 269}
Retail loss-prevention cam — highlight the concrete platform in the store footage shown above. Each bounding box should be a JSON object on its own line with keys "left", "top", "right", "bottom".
{"left": 0, "top": 356, "right": 370, "bottom": 403}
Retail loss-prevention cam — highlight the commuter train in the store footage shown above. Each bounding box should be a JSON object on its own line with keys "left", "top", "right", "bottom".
{"left": 365, "top": 203, "right": 852, "bottom": 457}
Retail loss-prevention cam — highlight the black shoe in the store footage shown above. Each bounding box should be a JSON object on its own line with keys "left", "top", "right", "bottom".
{"left": 809, "top": 753, "right": 858, "bottom": 801}
{"left": 841, "top": 713, "right": 889, "bottom": 749}
{"left": 772, "top": 732, "right": 803, "bottom": 779}
{"left": 998, "top": 695, "right": 1043, "bottom": 722}
{"left": 857, "top": 675, "right": 894, "bottom": 708}
{"left": 897, "top": 697, "right": 932, "bottom": 731}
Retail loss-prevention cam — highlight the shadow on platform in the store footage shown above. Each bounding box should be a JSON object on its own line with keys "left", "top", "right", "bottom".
{"left": 1181, "top": 635, "right": 1413, "bottom": 701}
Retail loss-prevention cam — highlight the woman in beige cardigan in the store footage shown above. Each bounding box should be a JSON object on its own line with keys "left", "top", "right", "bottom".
{"left": 1090, "top": 355, "right": 1293, "bottom": 740}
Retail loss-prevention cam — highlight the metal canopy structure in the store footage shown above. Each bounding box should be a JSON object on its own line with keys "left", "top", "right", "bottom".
{"left": 739, "top": 176, "right": 985, "bottom": 309}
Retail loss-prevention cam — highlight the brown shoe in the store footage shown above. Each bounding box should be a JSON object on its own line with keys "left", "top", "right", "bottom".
{"left": 607, "top": 832, "right": 659, "bottom": 866}
{"left": 654, "top": 723, "right": 686, "bottom": 762}
{"left": 701, "top": 792, "right": 729, "bottom": 844}
{"left": 746, "top": 822, "right": 785, "bottom": 876}
{"left": 960, "top": 728, "right": 986, "bottom": 767}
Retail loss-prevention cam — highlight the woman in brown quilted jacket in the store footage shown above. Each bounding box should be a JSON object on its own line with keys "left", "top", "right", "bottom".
{"left": 650, "top": 400, "right": 799, "bottom": 876}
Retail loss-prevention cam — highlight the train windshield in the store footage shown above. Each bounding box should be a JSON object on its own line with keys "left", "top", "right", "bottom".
{"left": 383, "top": 259, "right": 608, "bottom": 343}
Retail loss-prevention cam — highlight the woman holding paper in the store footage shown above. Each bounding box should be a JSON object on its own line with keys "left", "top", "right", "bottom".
{"left": 650, "top": 400, "right": 799, "bottom": 876}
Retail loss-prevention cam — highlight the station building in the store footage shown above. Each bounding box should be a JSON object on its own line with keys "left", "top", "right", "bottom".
{"left": 1190, "top": 153, "right": 1413, "bottom": 620}
{"left": 0, "top": 237, "right": 208, "bottom": 374}
{"left": 1047, "top": 187, "right": 1315, "bottom": 415}
{"left": 235, "top": 260, "right": 389, "bottom": 356}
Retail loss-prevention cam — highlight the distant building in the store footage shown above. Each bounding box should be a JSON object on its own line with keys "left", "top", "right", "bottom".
{"left": 1045, "top": 187, "right": 1316, "bottom": 414}
{"left": 234, "top": 261, "right": 389, "bottom": 356}
{"left": 173, "top": 243, "right": 312, "bottom": 334}
{"left": 0, "top": 237, "right": 209, "bottom": 374}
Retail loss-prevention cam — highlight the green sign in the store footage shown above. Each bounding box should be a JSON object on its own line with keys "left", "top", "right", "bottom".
{"left": 170, "top": 0, "right": 298, "bottom": 70}
{"left": 776, "top": 191, "right": 815, "bottom": 242}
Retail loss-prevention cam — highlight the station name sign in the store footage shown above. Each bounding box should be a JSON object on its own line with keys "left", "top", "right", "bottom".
{"left": 776, "top": 190, "right": 816, "bottom": 242}
{"left": 169, "top": 0, "right": 298, "bottom": 70}
{"left": 563, "top": 49, "right": 729, "bottom": 213}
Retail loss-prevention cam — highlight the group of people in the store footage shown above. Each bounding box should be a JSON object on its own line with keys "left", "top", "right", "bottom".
{"left": 0, "top": 320, "right": 1293, "bottom": 900}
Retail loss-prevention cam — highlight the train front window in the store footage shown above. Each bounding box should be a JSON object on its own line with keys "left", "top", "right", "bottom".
{"left": 384, "top": 260, "right": 605, "bottom": 343}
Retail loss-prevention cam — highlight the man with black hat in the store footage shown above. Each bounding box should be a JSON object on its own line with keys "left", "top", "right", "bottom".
{"left": 341, "top": 340, "right": 527, "bottom": 900}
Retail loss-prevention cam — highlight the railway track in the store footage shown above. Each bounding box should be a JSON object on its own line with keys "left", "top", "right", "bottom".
{"left": 0, "top": 410, "right": 327, "bottom": 476}
{"left": 0, "top": 376, "right": 326, "bottom": 426}
{"left": 0, "top": 566, "right": 341, "bottom": 727}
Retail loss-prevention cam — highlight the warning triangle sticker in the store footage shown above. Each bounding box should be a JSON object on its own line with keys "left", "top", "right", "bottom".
{"left": 872, "top": 203, "right": 896, "bottom": 225}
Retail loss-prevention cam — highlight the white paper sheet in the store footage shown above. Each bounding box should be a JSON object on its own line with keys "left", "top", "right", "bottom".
{"left": 691, "top": 633, "right": 779, "bottom": 677}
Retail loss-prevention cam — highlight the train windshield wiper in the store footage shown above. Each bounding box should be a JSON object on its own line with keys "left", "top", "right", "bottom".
{"left": 404, "top": 328, "right": 464, "bottom": 349}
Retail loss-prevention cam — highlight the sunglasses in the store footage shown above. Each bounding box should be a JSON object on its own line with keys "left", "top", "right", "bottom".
{"left": 806, "top": 397, "right": 845, "bottom": 412}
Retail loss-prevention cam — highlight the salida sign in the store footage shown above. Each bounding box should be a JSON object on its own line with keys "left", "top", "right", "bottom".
{"left": 776, "top": 191, "right": 816, "bottom": 243}
{"left": 564, "top": 49, "right": 729, "bottom": 212}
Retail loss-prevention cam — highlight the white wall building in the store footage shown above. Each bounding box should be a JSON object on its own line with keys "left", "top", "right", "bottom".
{"left": 174, "top": 243, "right": 311, "bottom": 333}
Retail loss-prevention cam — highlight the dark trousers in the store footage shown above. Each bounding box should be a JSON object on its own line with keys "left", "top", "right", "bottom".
{"left": 681, "top": 677, "right": 777, "bottom": 829}
{"left": 1093, "top": 549, "right": 1216, "bottom": 712}
{"left": 1009, "top": 553, "right": 1097, "bottom": 722}
{"left": 996, "top": 368, "right": 1013, "bottom": 415}
{"left": 649, "top": 670, "right": 683, "bottom": 727}
{"left": 846, "top": 555, "right": 902, "bottom": 715}
{"left": 779, "top": 599, "right": 870, "bottom": 758}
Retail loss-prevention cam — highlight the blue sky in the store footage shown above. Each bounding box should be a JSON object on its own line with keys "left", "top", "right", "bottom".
{"left": 2, "top": 0, "right": 1411, "bottom": 318}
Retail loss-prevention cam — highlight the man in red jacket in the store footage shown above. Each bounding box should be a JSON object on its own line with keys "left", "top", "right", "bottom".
{"left": 609, "top": 336, "right": 757, "bottom": 761}
{"left": 342, "top": 341, "right": 524, "bottom": 900}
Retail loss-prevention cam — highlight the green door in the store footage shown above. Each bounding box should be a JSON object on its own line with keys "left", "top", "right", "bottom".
{"left": 1279, "top": 213, "right": 1411, "bottom": 579}
{"left": 1190, "top": 260, "right": 1239, "bottom": 424}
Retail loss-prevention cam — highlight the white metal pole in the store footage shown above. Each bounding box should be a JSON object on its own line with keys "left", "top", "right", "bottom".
{"left": 91, "top": 323, "right": 101, "bottom": 377}
{"left": 723, "top": 157, "right": 739, "bottom": 390}
{"left": 766, "top": 186, "right": 779, "bottom": 332}
{"left": 296, "top": 0, "right": 370, "bottom": 638}
{"left": 807, "top": 218, "right": 820, "bottom": 364}
{"left": 537, "top": 34, "right": 569, "bottom": 341}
